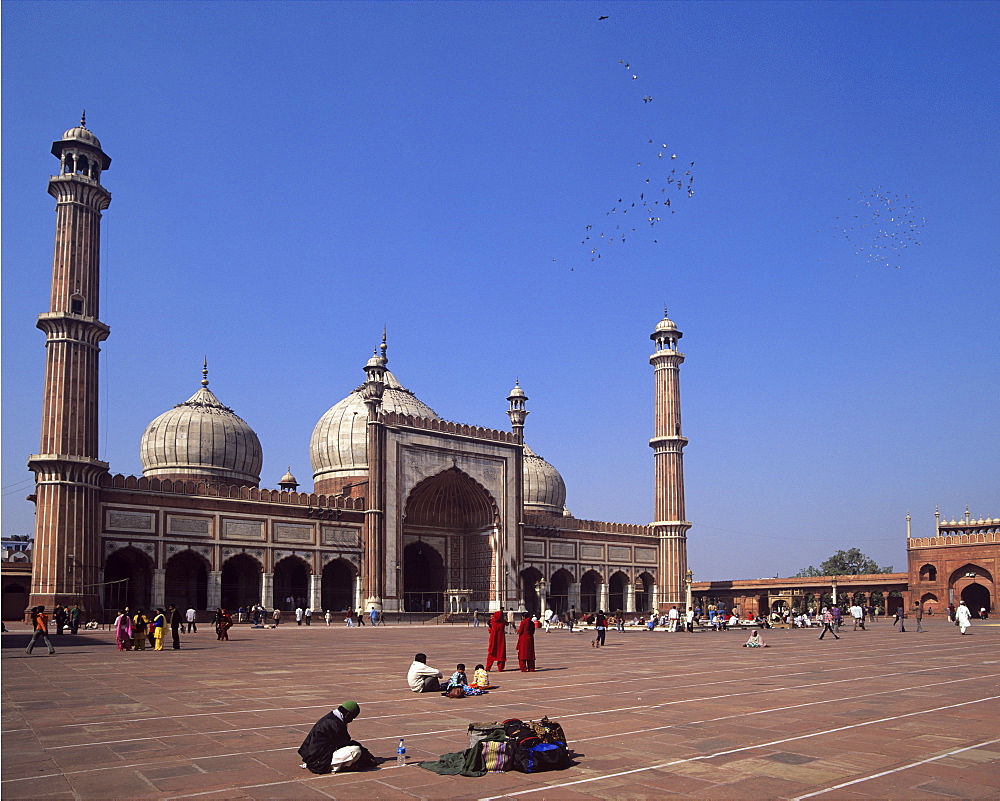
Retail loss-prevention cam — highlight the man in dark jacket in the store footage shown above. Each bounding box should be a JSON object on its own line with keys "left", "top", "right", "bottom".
{"left": 298, "top": 702, "right": 364, "bottom": 774}
{"left": 168, "top": 605, "right": 183, "bottom": 649}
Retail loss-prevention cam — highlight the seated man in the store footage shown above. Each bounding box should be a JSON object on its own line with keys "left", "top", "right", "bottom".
{"left": 298, "top": 701, "right": 368, "bottom": 774}
{"left": 407, "top": 652, "right": 444, "bottom": 693}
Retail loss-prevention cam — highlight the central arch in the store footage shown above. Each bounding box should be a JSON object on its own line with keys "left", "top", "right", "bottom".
{"left": 272, "top": 556, "right": 309, "bottom": 611}
{"left": 165, "top": 550, "right": 209, "bottom": 611}
{"left": 403, "top": 467, "right": 499, "bottom": 610}
{"left": 104, "top": 547, "right": 153, "bottom": 611}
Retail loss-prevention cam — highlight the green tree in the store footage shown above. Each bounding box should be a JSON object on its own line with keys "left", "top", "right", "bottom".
{"left": 795, "top": 548, "right": 892, "bottom": 577}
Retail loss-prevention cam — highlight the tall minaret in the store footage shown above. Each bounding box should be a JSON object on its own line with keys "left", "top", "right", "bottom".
{"left": 649, "top": 308, "right": 690, "bottom": 607}
{"left": 27, "top": 117, "right": 112, "bottom": 615}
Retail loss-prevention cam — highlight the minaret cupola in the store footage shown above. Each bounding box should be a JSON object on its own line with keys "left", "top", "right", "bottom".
{"left": 51, "top": 112, "right": 112, "bottom": 183}
{"left": 507, "top": 380, "right": 528, "bottom": 444}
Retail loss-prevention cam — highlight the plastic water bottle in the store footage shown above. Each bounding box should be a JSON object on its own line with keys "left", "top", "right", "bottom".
{"left": 396, "top": 738, "right": 406, "bottom": 767}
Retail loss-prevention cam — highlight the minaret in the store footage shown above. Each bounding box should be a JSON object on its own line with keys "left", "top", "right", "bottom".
{"left": 649, "top": 308, "right": 690, "bottom": 607}
{"left": 360, "top": 334, "right": 388, "bottom": 609}
{"left": 27, "top": 116, "right": 113, "bottom": 615}
{"left": 507, "top": 380, "right": 528, "bottom": 444}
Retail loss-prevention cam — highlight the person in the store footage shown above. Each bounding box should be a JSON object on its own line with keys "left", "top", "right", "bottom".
{"left": 132, "top": 610, "right": 148, "bottom": 650}
{"left": 355, "top": 607, "right": 365, "bottom": 626}
{"left": 667, "top": 606, "right": 679, "bottom": 633}
{"left": 54, "top": 605, "right": 67, "bottom": 636}
{"left": 304, "top": 606, "right": 313, "bottom": 626}
{"left": 169, "top": 604, "right": 183, "bottom": 649}
{"left": 567, "top": 605, "right": 577, "bottom": 633}
{"left": 593, "top": 610, "right": 608, "bottom": 647}
{"left": 25, "top": 606, "right": 55, "bottom": 655}
{"left": 185, "top": 606, "right": 197, "bottom": 633}
{"left": 486, "top": 609, "right": 507, "bottom": 672}
{"left": 685, "top": 607, "right": 695, "bottom": 632}
{"left": 743, "top": 630, "right": 769, "bottom": 647}
{"left": 893, "top": 607, "right": 906, "bottom": 633}
{"left": 980, "top": 607, "right": 988, "bottom": 620}
{"left": 273, "top": 608, "right": 282, "bottom": 626}
{"left": 369, "top": 607, "right": 380, "bottom": 626}
{"left": 470, "top": 664, "right": 493, "bottom": 689}
{"left": 542, "top": 608, "right": 553, "bottom": 633}
{"left": 344, "top": 608, "right": 355, "bottom": 627}
{"left": 472, "top": 609, "right": 480, "bottom": 628}
{"left": 407, "top": 653, "right": 443, "bottom": 693}
{"left": 295, "top": 606, "right": 304, "bottom": 626}
{"left": 614, "top": 609, "right": 625, "bottom": 633}
{"left": 444, "top": 664, "right": 468, "bottom": 690}
{"left": 69, "top": 604, "right": 82, "bottom": 634}
{"left": 914, "top": 602, "right": 924, "bottom": 633}
{"left": 324, "top": 609, "right": 332, "bottom": 626}
{"left": 955, "top": 601, "right": 973, "bottom": 634}
{"left": 149, "top": 608, "right": 165, "bottom": 650}
{"left": 646, "top": 611, "right": 657, "bottom": 631}
{"left": 214, "top": 608, "right": 232, "bottom": 640}
{"left": 849, "top": 603, "right": 866, "bottom": 631}
{"left": 114, "top": 608, "right": 133, "bottom": 651}
{"left": 516, "top": 611, "right": 536, "bottom": 671}
{"left": 298, "top": 701, "right": 366, "bottom": 774}
{"left": 817, "top": 607, "right": 840, "bottom": 640}
{"left": 831, "top": 605, "right": 842, "bottom": 632}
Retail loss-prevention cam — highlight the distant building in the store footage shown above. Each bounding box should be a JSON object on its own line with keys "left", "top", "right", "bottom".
{"left": 1, "top": 535, "right": 33, "bottom": 619}
{"left": 20, "top": 120, "right": 693, "bottom": 620}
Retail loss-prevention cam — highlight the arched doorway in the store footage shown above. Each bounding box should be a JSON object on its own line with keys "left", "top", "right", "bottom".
{"left": 549, "top": 569, "right": 573, "bottom": 615}
{"left": 2, "top": 582, "right": 29, "bottom": 620}
{"left": 962, "top": 584, "right": 991, "bottom": 616}
{"left": 322, "top": 559, "right": 356, "bottom": 613}
{"left": 402, "top": 542, "right": 445, "bottom": 612}
{"left": 104, "top": 547, "right": 153, "bottom": 611}
{"left": 221, "top": 554, "right": 261, "bottom": 611}
{"left": 272, "top": 556, "right": 309, "bottom": 611}
{"left": 920, "top": 593, "right": 939, "bottom": 615}
{"left": 403, "top": 467, "right": 498, "bottom": 609}
{"left": 580, "top": 570, "right": 601, "bottom": 613}
{"left": 520, "top": 567, "right": 543, "bottom": 616}
{"left": 635, "top": 573, "right": 653, "bottom": 614}
{"left": 608, "top": 571, "right": 628, "bottom": 613}
{"left": 164, "top": 550, "right": 208, "bottom": 611}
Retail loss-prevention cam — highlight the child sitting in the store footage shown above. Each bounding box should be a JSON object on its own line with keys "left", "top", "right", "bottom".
{"left": 470, "top": 664, "right": 494, "bottom": 689}
{"left": 444, "top": 664, "right": 468, "bottom": 690}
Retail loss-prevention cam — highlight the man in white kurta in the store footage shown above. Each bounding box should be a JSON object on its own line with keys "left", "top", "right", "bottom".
{"left": 955, "top": 602, "right": 973, "bottom": 634}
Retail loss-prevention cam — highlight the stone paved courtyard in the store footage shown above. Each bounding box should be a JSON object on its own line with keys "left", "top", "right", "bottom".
{"left": 3, "top": 617, "right": 999, "bottom": 799}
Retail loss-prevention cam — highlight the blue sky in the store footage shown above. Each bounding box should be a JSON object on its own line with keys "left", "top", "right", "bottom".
{"left": 3, "top": 1, "right": 997, "bottom": 580}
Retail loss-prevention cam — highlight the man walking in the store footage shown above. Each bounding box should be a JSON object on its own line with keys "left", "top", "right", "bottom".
{"left": 914, "top": 602, "right": 924, "bottom": 632}
{"left": 850, "top": 603, "right": 866, "bottom": 631}
{"left": 667, "top": 606, "right": 680, "bottom": 632}
{"left": 185, "top": 606, "right": 197, "bottom": 633}
{"left": 26, "top": 607, "right": 56, "bottom": 655}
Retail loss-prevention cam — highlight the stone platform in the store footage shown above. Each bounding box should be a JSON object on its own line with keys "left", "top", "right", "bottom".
{"left": 3, "top": 617, "right": 998, "bottom": 799}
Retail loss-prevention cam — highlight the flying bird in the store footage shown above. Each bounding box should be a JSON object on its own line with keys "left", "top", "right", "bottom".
{"left": 599, "top": 15, "right": 609, "bottom": 20}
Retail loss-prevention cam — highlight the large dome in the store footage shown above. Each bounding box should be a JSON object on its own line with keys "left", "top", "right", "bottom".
{"left": 140, "top": 378, "right": 263, "bottom": 487}
{"left": 310, "top": 368, "right": 440, "bottom": 488}
{"left": 522, "top": 443, "right": 567, "bottom": 515}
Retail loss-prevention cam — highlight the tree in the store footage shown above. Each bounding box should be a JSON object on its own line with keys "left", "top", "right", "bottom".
{"left": 795, "top": 548, "right": 892, "bottom": 577}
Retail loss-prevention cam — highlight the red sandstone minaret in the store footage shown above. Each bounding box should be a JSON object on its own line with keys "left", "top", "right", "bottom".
{"left": 649, "top": 309, "right": 691, "bottom": 607}
{"left": 27, "top": 116, "right": 112, "bottom": 616}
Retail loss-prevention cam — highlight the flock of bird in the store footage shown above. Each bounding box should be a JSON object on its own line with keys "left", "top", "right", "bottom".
{"left": 835, "top": 187, "right": 925, "bottom": 269}
{"left": 569, "top": 53, "right": 697, "bottom": 265}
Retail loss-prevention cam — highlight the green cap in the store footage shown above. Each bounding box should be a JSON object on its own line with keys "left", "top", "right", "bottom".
{"left": 339, "top": 701, "right": 360, "bottom": 720}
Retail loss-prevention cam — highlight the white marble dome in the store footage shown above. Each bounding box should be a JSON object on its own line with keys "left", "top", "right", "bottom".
{"left": 140, "top": 382, "right": 263, "bottom": 486}
{"left": 310, "top": 369, "right": 440, "bottom": 485}
{"left": 523, "top": 443, "right": 567, "bottom": 515}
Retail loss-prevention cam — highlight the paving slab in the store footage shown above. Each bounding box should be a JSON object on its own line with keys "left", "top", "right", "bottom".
{"left": 3, "top": 618, "right": 999, "bottom": 799}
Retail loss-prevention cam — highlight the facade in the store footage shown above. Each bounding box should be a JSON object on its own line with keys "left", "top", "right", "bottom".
{"left": 24, "top": 121, "right": 692, "bottom": 620}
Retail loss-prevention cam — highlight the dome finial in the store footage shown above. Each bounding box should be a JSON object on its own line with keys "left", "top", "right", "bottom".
{"left": 380, "top": 325, "right": 388, "bottom": 361}
{"left": 201, "top": 357, "right": 209, "bottom": 388}
{"left": 80, "top": 109, "right": 87, "bottom": 128}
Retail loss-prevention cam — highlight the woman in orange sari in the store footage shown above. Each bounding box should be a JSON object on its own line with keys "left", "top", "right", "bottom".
{"left": 485, "top": 609, "right": 507, "bottom": 672}
{"left": 516, "top": 611, "right": 536, "bottom": 672}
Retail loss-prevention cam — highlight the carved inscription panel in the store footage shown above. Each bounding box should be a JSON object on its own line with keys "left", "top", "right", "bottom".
{"left": 608, "top": 546, "right": 631, "bottom": 562}
{"left": 222, "top": 519, "right": 265, "bottom": 541}
{"left": 107, "top": 511, "right": 154, "bottom": 533}
{"left": 274, "top": 523, "right": 313, "bottom": 544}
{"left": 321, "top": 526, "right": 361, "bottom": 548}
{"left": 167, "top": 516, "right": 211, "bottom": 536}
{"left": 635, "top": 547, "right": 658, "bottom": 564}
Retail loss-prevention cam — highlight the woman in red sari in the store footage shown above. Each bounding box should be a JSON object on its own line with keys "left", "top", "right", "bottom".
{"left": 516, "top": 611, "right": 536, "bottom": 672}
{"left": 486, "top": 609, "right": 507, "bottom": 672}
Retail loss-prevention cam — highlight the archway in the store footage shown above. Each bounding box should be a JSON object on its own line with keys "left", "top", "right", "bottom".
{"left": 164, "top": 550, "right": 208, "bottom": 611}
{"left": 919, "top": 563, "right": 937, "bottom": 582}
{"left": 222, "top": 554, "right": 261, "bottom": 611}
{"left": 272, "top": 556, "right": 309, "bottom": 611}
{"left": 403, "top": 467, "right": 498, "bottom": 607}
{"left": 402, "top": 541, "right": 444, "bottom": 612}
{"left": 920, "top": 593, "right": 939, "bottom": 615}
{"left": 608, "top": 571, "right": 628, "bottom": 613}
{"left": 2, "top": 582, "right": 29, "bottom": 620}
{"left": 104, "top": 547, "right": 153, "bottom": 611}
{"left": 962, "top": 584, "right": 991, "bottom": 617}
{"left": 635, "top": 573, "right": 653, "bottom": 615}
{"left": 520, "top": 567, "right": 543, "bottom": 616}
{"left": 322, "top": 559, "right": 356, "bottom": 613}
{"left": 580, "top": 570, "right": 602, "bottom": 613}
{"left": 548, "top": 569, "right": 573, "bottom": 615}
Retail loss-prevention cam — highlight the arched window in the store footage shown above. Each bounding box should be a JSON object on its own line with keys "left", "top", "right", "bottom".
{"left": 919, "top": 564, "right": 937, "bottom": 582}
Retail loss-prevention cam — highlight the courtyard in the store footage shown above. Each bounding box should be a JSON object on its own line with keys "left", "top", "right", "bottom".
{"left": 2, "top": 617, "right": 998, "bottom": 800}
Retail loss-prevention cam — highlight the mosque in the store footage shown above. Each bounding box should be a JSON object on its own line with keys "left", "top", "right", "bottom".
{"left": 22, "top": 120, "right": 692, "bottom": 619}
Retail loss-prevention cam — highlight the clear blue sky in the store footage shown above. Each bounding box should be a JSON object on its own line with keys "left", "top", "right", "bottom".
{"left": 3, "top": 1, "right": 997, "bottom": 580}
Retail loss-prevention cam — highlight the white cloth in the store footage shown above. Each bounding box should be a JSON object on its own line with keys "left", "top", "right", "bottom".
{"left": 956, "top": 604, "right": 973, "bottom": 632}
{"left": 407, "top": 660, "right": 443, "bottom": 692}
{"left": 329, "top": 744, "right": 361, "bottom": 772}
